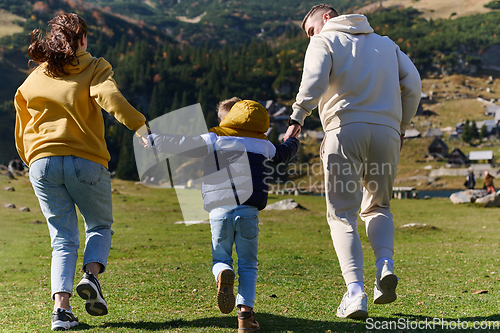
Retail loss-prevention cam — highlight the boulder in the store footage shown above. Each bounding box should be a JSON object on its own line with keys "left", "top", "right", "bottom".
{"left": 450, "top": 189, "right": 487, "bottom": 204}
{"left": 264, "top": 199, "right": 307, "bottom": 211}
{"left": 475, "top": 191, "right": 500, "bottom": 207}
{"left": 2, "top": 171, "right": 16, "bottom": 179}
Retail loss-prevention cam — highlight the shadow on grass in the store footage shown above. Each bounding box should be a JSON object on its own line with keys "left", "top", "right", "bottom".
{"left": 82, "top": 314, "right": 367, "bottom": 332}
{"left": 73, "top": 313, "right": 500, "bottom": 332}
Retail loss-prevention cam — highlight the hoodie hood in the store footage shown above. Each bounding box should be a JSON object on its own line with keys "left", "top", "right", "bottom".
{"left": 65, "top": 51, "right": 95, "bottom": 75}
{"left": 209, "top": 100, "right": 269, "bottom": 140}
{"left": 321, "top": 14, "right": 374, "bottom": 35}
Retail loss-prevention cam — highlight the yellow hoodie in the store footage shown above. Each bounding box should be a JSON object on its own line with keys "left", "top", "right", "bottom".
{"left": 14, "top": 50, "right": 146, "bottom": 168}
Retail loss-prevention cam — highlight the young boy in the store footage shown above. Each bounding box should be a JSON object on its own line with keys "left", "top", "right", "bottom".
{"left": 142, "top": 98, "right": 299, "bottom": 331}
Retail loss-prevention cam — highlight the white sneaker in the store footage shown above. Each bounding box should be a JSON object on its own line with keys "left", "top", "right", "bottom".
{"left": 373, "top": 260, "right": 398, "bottom": 304}
{"left": 336, "top": 292, "right": 368, "bottom": 319}
{"left": 76, "top": 272, "right": 108, "bottom": 316}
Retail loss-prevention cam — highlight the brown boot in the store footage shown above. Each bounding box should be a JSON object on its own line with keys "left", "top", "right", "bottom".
{"left": 216, "top": 269, "right": 235, "bottom": 314}
{"left": 238, "top": 310, "right": 260, "bottom": 331}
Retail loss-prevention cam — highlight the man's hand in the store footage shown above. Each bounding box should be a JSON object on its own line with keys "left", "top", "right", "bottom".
{"left": 283, "top": 124, "right": 302, "bottom": 141}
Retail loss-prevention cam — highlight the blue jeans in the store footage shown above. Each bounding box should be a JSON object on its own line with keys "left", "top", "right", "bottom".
{"left": 210, "top": 205, "right": 259, "bottom": 309}
{"left": 29, "top": 156, "right": 114, "bottom": 299}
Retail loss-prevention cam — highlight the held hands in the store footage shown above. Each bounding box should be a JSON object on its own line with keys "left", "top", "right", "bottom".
{"left": 138, "top": 131, "right": 155, "bottom": 148}
{"left": 135, "top": 125, "right": 152, "bottom": 148}
{"left": 283, "top": 124, "right": 302, "bottom": 141}
{"left": 140, "top": 135, "right": 149, "bottom": 148}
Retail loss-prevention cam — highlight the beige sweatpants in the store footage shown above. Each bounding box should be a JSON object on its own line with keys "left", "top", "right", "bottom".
{"left": 321, "top": 122, "right": 400, "bottom": 286}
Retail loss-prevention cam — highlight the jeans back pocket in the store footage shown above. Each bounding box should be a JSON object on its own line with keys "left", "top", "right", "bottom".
{"left": 236, "top": 215, "right": 259, "bottom": 240}
{"left": 72, "top": 156, "right": 106, "bottom": 185}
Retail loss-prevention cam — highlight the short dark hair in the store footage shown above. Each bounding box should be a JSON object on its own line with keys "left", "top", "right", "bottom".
{"left": 301, "top": 4, "right": 338, "bottom": 31}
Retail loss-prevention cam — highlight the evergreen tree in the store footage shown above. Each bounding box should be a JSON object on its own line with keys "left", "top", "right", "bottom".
{"left": 471, "top": 120, "right": 479, "bottom": 139}
{"left": 148, "top": 82, "right": 168, "bottom": 120}
{"left": 461, "top": 120, "right": 472, "bottom": 144}
{"left": 115, "top": 130, "right": 139, "bottom": 180}
{"left": 221, "top": 86, "right": 230, "bottom": 100}
{"left": 181, "top": 90, "right": 188, "bottom": 108}
{"left": 170, "top": 92, "right": 179, "bottom": 112}
{"left": 480, "top": 124, "right": 488, "bottom": 139}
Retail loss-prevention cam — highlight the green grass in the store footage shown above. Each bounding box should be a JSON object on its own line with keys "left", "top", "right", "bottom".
{"left": 1, "top": 174, "right": 500, "bottom": 332}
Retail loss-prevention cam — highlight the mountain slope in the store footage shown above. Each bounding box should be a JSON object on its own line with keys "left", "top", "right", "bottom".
{"left": 360, "top": 0, "right": 494, "bottom": 19}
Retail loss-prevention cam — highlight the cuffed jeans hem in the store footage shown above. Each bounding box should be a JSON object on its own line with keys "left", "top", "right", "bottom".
{"left": 51, "top": 290, "right": 73, "bottom": 300}
{"left": 237, "top": 297, "right": 255, "bottom": 309}
{"left": 343, "top": 270, "right": 364, "bottom": 286}
{"left": 373, "top": 248, "right": 394, "bottom": 263}
{"left": 82, "top": 260, "right": 107, "bottom": 274}
{"left": 212, "top": 263, "right": 234, "bottom": 282}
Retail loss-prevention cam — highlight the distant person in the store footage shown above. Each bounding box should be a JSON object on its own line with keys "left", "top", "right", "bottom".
{"left": 8, "top": 158, "right": 24, "bottom": 173}
{"left": 14, "top": 13, "right": 147, "bottom": 331}
{"left": 283, "top": 4, "right": 421, "bottom": 318}
{"left": 483, "top": 171, "right": 495, "bottom": 194}
{"left": 464, "top": 169, "right": 476, "bottom": 189}
{"left": 142, "top": 98, "right": 300, "bottom": 331}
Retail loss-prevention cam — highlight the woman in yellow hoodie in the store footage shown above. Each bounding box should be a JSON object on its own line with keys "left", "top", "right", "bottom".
{"left": 14, "top": 13, "right": 146, "bottom": 330}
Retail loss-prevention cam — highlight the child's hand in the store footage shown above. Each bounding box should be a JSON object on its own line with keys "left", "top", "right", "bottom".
{"left": 140, "top": 135, "right": 149, "bottom": 147}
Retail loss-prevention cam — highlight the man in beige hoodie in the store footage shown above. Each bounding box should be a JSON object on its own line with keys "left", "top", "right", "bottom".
{"left": 284, "top": 4, "right": 421, "bottom": 319}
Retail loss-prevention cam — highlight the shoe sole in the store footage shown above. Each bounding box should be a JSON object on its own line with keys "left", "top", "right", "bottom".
{"left": 217, "top": 269, "right": 235, "bottom": 314}
{"left": 51, "top": 320, "right": 78, "bottom": 331}
{"left": 337, "top": 306, "right": 368, "bottom": 320}
{"left": 345, "top": 309, "right": 369, "bottom": 320}
{"left": 76, "top": 280, "right": 108, "bottom": 316}
{"left": 374, "top": 273, "right": 398, "bottom": 304}
{"left": 239, "top": 328, "right": 261, "bottom": 331}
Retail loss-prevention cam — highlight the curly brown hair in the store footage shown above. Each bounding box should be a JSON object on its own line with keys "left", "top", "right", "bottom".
{"left": 27, "top": 13, "right": 88, "bottom": 77}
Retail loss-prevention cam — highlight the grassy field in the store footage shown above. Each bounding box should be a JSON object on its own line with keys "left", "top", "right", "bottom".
{"left": 1, "top": 172, "right": 500, "bottom": 332}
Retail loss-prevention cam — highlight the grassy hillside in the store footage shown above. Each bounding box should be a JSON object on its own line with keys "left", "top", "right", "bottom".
{"left": 0, "top": 8, "right": 24, "bottom": 38}
{"left": 361, "top": 0, "right": 494, "bottom": 20}
{"left": 81, "top": 0, "right": 380, "bottom": 44}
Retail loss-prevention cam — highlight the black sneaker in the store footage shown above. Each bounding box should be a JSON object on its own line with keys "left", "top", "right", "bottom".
{"left": 51, "top": 308, "right": 78, "bottom": 331}
{"left": 76, "top": 272, "right": 108, "bottom": 316}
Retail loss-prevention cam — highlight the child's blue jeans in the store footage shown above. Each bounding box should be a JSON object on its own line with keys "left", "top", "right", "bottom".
{"left": 29, "top": 156, "right": 114, "bottom": 299}
{"left": 209, "top": 205, "right": 259, "bottom": 309}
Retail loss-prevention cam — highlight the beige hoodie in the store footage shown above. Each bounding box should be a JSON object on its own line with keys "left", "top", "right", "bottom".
{"left": 291, "top": 14, "right": 421, "bottom": 135}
